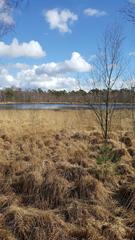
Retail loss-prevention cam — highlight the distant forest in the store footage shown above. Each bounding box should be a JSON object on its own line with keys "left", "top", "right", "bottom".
{"left": 0, "top": 87, "right": 135, "bottom": 104}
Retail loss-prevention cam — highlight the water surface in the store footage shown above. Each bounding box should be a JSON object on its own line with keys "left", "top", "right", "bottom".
{"left": 0, "top": 103, "right": 134, "bottom": 110}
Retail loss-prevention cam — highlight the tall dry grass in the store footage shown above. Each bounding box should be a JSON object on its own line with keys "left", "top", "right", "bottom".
{"left": 0, "top": 109, "right": 134, "bottom": 240}
{"left": 0, "top": 109, "right": 134, "bottom": 135}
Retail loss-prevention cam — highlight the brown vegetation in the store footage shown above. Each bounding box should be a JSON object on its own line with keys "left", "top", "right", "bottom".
{"left": 0, "top": 109, "right": 135, "bottom": 240}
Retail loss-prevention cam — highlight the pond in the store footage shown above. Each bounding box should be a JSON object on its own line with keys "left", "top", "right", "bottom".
{"left": 0, "top": 103, "right": 134, "bottom": 110}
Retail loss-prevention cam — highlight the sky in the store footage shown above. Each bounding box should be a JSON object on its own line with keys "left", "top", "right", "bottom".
{"left": 0, "top": 0, "right": 135, "bottom": 91}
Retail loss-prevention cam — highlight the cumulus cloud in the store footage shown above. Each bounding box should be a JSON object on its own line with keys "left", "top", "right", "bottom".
{"left": 0, "top": 64, "right": 78, "bottom": 91}
{"left": 0, "top": 52, "right": 92, "bottom": 91}
{"left": 84, "top": 8, "right": 107, "bottom": 17}
{"left": 0, "top": 66, "right": 17, "bottom": 89}
{"left": 0, "top": 64, "right": 126, "bottom": 91}
{"left": 17, "top": 67, "right": 77, "bottom": 90}
{"left": 16, "top": 51, "right": 92, "bottom": 90}
{"left": 0, "top": 38, "right": 46, "bottom": 58}
{"left": 43, "top": 8, "right": 78, "bottom": 33}
{"left": 13, "top": 63, "right": 30, "bottom": 70}
{"left": 36, "top": 52, "right": 92, "bottom": 75}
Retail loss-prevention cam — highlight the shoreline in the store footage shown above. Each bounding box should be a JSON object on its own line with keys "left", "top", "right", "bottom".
{"left": 0, "top": 102, "right": 135, "bottom": 105}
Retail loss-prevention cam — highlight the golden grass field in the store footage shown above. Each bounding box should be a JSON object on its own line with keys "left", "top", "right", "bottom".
{"left": 0, "top": 109, "right": 135, "bottom": 240}
{"left": 0, "top": 109, "right": 134, "bottom": 133}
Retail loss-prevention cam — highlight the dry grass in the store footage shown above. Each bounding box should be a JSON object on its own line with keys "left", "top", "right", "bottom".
{"left": 0, "top": 109, "right": 134, "bottom": 134}
{"left": 0, "top": 109, "right": 135, "bottom": 240}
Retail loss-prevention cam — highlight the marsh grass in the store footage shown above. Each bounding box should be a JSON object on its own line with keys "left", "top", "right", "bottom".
{"left": 0, "top": 109, "right": 135, "bottom": 240}
{"left": 0, "top": 109, "right": 134, "bottom": 135}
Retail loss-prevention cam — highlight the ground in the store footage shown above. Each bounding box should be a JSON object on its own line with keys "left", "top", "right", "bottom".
{"left": 0, "top": 109, "right": 135, "bottom": 240}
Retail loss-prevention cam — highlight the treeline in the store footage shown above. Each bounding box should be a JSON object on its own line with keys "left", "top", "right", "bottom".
{"left": 0, "top": 87, "right": 135, "bottom": 104}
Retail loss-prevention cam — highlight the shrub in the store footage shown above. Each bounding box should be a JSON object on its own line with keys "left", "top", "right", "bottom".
{"left": 96, "top": 145, "right": 123, "bottom": 165}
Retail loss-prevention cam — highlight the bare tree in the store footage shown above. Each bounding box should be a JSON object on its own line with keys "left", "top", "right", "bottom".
{"left": 121, "top": 1, "right": 135, "bottom": 24}
{"left": 91, "top": 24, "right": 124, "bottom": 142}
{"left": 0, "top": 0, "right": 26, "bottom": 103}
{"left": 0, "top": 0, "right": 25, "bottom": 38}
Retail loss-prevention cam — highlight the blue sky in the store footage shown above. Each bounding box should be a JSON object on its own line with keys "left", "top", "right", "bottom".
{"left": 0, "top": 0, "right": 135, "bottom": 90}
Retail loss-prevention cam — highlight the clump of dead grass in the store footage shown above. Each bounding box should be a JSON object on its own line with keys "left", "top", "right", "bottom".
{"left": 116, "top": 183, "right": 135, "bottom": 210}
{"left": 0, "top": 110, "right": 134, "bottom": 240}
{"left": 4, "top": 206, "right": 69, "bottom": 240}
{"left": 11, "top": 171, "right": 43, "bottom": 206}
{"left": 70, "top": 175, "right": 110, "bottom": 206}
{"left": 39, "top": 169, "right": 71, "bottom": 209}
{"left": 57, "top": 162, "right": 88, "bottom": 182}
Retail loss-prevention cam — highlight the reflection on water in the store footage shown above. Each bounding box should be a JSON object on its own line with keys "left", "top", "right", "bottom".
{"left": 0, "top": 103, "right": 134, "bottom": 110}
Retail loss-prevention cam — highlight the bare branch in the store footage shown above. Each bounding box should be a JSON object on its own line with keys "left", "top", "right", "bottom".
{"left": 121, "top": 2, "right": 135, "bottom": 24}
{"left": 0, "top": 0, "right": 26, "bottom": 38}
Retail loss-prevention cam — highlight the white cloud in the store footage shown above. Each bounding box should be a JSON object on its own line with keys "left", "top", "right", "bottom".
{"left": 0, "top": 38, "right": 46, "bottom": 58}
{"left": 84, "top": 8, "right": 107, "bottom": 17}
{"left": 13, "top": 63, "right": 30, "bottom": 70}
{"left": 43, "top": 8, "right": 78, "bottom": 33}
{"left": 17, "top": 68, "right": 77, "bottom": 90}
{"left": 0, "top": 64, "right": 80, "bottom": 91}
{"left": 0, "top": 66, "right": 17, "bottom": 89}
{"left": 16, "top": 51, "right": 92, "bottom": 90}
{"left": 0, "top": 64, "right": 126, "bottom": 91}
{"left": 0, "top": 52, "right": 92, "bottom": 91}
{"left": 36, "top": 52, "right": 92, "bottom": 75}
